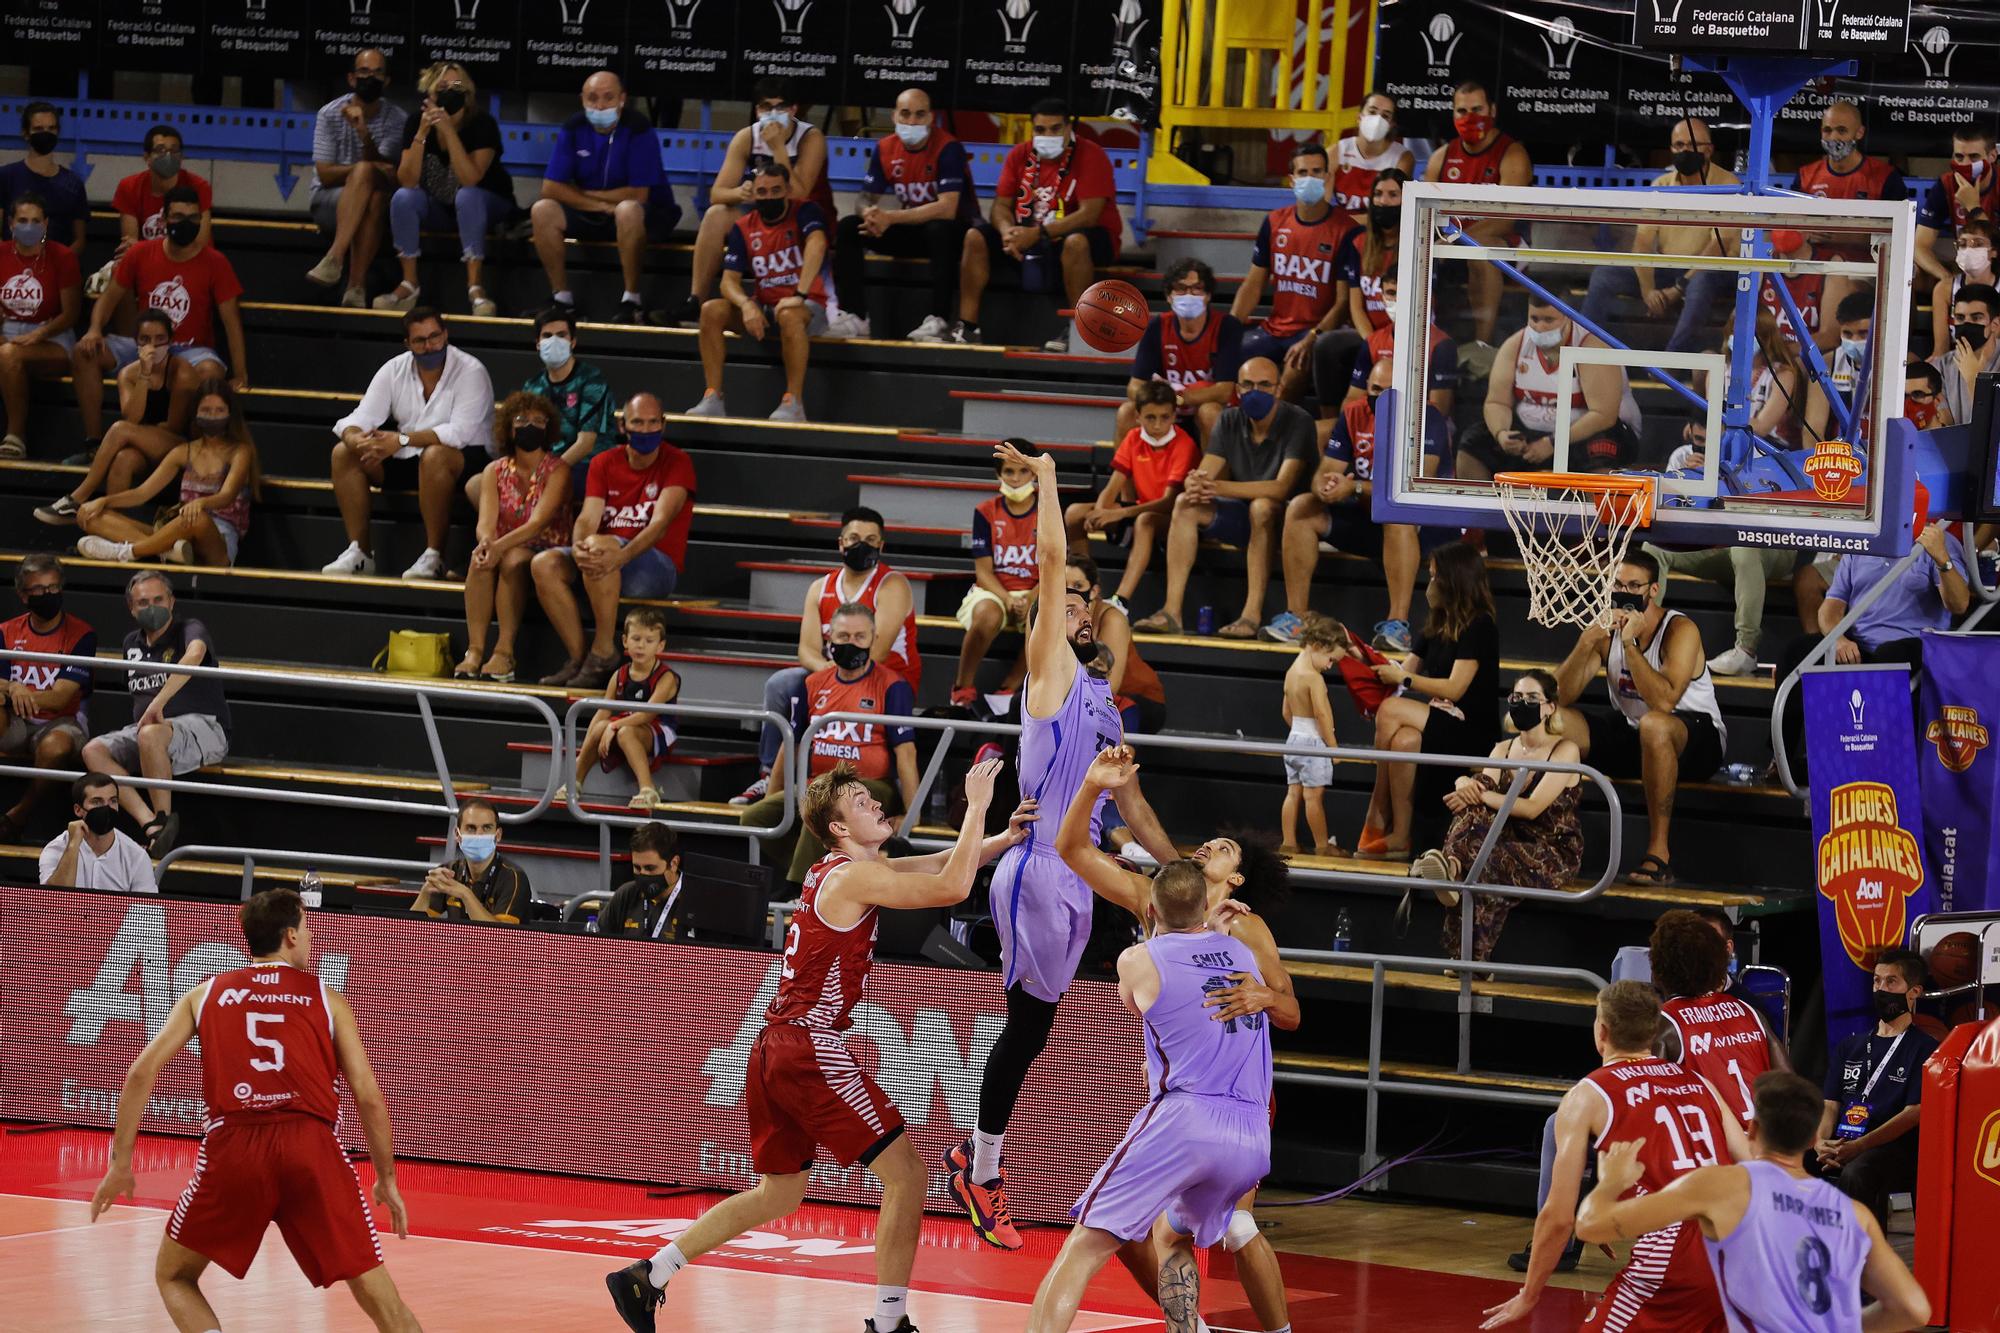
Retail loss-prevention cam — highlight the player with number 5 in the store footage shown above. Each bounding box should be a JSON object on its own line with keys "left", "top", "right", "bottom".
{"left": 89, "top": 887, "right": 422, "bottom": 1331}
{"left": 1479, "top": 980, "right": 1750, "bottom": 1330}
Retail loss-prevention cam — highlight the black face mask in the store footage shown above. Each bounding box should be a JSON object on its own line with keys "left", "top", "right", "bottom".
{"left": 828, "top": 641, "right": 870, "bottom": 672}
{"left": 1369, "top": 203, "right": 1401, "bottom": 232}
{"left": 1608, "top": 590, "right": 1651, "bottom": 614}
{"left": 82, "top": 805, "right": 117, "bottom": 836}
{"left": 1955, "top": 321, "right": 1988, "bottom": 351}
{"left": 1671, "top": 150, "right": 1708, "bottom": 179}
{"left": 1366, "top": 390, "right": 1383, "bottom": 414}
{"left": 435, "top": 88, "right": 467, "bottom": 114}
{"left": 25, "top": 131, "right": 57, "bottom": 156}
{"left": 1871, "top": 989, "right": 1909, "bottom": 1021}
{"left": 24, "top": 591, "right": 61, "bottom": 620}
{"left": 1508, "top": 700, "right": 1545, "bottom": 733}
{"left": 193, "top": 415, "right": 229, "bottom": 437}
{"left": 354, "top": 76, "right": 385, "bottom": 105}
{"left": 633, "top": 873, "right": 667, "bottom": 901}
{"left": 165, "top": 219, "right": 200, "bottom": 248}
{"left": 841, "top": 543, "right": 881, "bottom": 573}
{"left": 512, "top": 423, "right": 548, "bottom": 454}
{"left": 755, "top": 198, "right": 788, "bottom": 224}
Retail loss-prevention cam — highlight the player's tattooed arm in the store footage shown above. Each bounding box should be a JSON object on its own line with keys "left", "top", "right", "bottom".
{"left": 1158, "top": 1248, "right": 1201, "bottom": 1333}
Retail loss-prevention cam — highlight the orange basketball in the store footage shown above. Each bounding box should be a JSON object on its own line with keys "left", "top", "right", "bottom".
{"left": 1074, "top": 280, "right": 1150, "bottom": 353}
{"left": 1928, "top": 930, "right": 1982, "bottom": 989}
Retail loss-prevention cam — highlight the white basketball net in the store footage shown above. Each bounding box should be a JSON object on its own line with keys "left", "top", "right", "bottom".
{"left": 1496, "top": 479, "right": 1652, "bottom": 630}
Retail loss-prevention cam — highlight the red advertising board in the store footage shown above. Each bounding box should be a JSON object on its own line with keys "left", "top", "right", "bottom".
{"left": 0, "top": 885, "right": 1149, "bottom": 1224}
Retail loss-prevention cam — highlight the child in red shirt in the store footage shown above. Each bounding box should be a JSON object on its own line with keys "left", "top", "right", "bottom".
{"left": 1062, "top": 382, "right": 1200, "bottom": 607}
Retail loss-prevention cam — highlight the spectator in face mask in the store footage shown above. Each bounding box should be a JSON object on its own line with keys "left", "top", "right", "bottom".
{"left": 1914, "top": 124, "right": 1999, "bottom": 289}
{"left": 953, "top": 442, "right": 1046, "bottom": 706}
{"left": 411, "top": 798, "right": 531, "bottom": 923}
{"left": 1928, "top": 218, "right": 1995, "bottom": 361}
{"left": 40, "top": 773, "right": 156, "bottom": 893}
{"left": 1233, "top": 142, "right": 1356, "bottom": 401}
{"left": 1905, "top": 360, "right": 1949, "bottom": 430}
{"left": 0, "top": 554, "right": 95, "bottom": 842}
{"left": 1121, "top": 258, "right": 1242, "bottom": 447}
{"left": 457, "top": 392, "right": 574, "bottom": 684}
{"left": 0, "top": 103, "right": 89, "bottom": 261}
{"left": 113, "top": 126, "right": 213, "bottom": 259}
{"left": 34, "top": 308, "right": 198, "bottom": 522}
{"left": 1332, "top": 89, "right": 1415, "bottom": 215}
{"left": 76, "top": 384, "right": 258, "bottom": 568}
{"left": 688, "top": 163, "right": 828, "bottom": 423}
{"left": 305, "top": 48, "right": 408, "bottom": 309}
{"left": 597, "top": 822, "right": 685, "bottom": 939}
{"left": 1935, "top": 282, "right": 2000, "bottom": 423}
{"left": 1792, "top": 100, "right": 1907, "bottom": 265}
{"left": 0, "top": 193, "right": 82, "bottom": 460}
{"left": 380, "top": 61, "right": 513, "bottom": 318}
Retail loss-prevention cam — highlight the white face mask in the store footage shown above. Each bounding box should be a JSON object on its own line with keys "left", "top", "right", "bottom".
{"left": 1140, "top": 426, "right": 1175, "bottom": 447}
{"left": 1526, "top": 324, "right": 1564, "bottom": 350}
{"left": 893, "top": 121, "right": 929, "bottom": 149}
{"left": 999, "top": 480, "right": 1036, "bottom": 503}
{"left": 1960, "top": 245, "right": 1992, "bottom": 274}
{"left": 1357, "top": 112, "right": 1391, "bottom": 143}
{"left": 1033, "top": 134, "right": 1067, "bottom": 160}
{"left": 1382, "top": 296, "right": 1400, "bottom": 321}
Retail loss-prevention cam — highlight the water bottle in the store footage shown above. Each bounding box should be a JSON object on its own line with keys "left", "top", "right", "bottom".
{"left": 1722, "top": 762, "right": 1758, "bottom": 786}
{"left": 1332, "top": 907, "right": 1353, "bottom": 953}
{"left": 1195, "top": 605, "right": 1215, "bottom": 635}
{"left": 299, "top": 868, "right": 323, "bottom": 909}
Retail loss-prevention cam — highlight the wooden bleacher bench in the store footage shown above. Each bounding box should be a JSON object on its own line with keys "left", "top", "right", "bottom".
{"left": 1285, "top": 958, "right": 1597, "bottom": 1008}
{"left": 0, "top": 842, "right": 400, "bottom": 889}
{"left": 1274, "top": 1050, "right": 1572, "bottom": 1096}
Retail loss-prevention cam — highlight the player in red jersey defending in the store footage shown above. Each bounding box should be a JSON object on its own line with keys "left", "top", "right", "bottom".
{"left": 607, "top": 757, "right": 1035, "bottom": 1333}
{"left": 89, "top": 888, "right": 419, "bottom": 1332}
{"left": 1650, "top": 909, "right": 1788, "bottom": 1130}
{"left": 1481, "top": 980, "right": 1749, "bottom": 1331}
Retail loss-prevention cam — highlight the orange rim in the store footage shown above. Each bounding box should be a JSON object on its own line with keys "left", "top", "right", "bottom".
{"left": 1493, "top": 471, "right": 1656, "bottom": 527}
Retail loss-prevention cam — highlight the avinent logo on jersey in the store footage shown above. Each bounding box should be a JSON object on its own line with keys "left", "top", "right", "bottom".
{"left": 1802, "top": 439, "right": 1863, "bottom": 503}
{"left": 701, "top": 961, "right": 1004, "bottom": 1131}
{"left": 63, "top": 902, "right": 350, "bottom": 1052}
{"left": 1686, "top": 1028, "right": 1761, "bottom": 1057}
{"left": 1926, "top": 705, "right": 1990, "bottom": 774}
{"left": 1816, "top": 781, "right": 1926, "bottom": 969}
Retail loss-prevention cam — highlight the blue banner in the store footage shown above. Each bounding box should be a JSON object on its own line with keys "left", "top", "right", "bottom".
{"left": 1804, "top": 665, "right": 1936, "bottom": 1046}
{"left": 1918, "top": 631, "right": 2000, "bottom": 915}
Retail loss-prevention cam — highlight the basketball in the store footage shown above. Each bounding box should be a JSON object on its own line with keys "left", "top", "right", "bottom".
{"left": 1073, "top": 280, "right": 1150, "bottom": 353}
{"left": 1928, "top": 931, "right": 1981, "bottom": 989}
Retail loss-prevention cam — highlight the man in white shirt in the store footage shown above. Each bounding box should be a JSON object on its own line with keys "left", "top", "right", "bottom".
{"left": 324, "top": 307, "right": 495, "bottom": 581}
{"left": 39, "top": 773, "right": 156, "bottom": 893}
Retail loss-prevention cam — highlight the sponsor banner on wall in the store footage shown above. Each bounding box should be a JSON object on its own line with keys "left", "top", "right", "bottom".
{"left": 956, "top": 0, "right": 1074, "bottom": 111}
{"left": 1804, "top": 664, "right": 1937, "bottom": 1046}
{"left": 98, "top": 0, "right": 200, "bottom": 74}
{"left": 842, "top": 0, "right": 960, "bottom": 112}
{"left": 0, "top": 885, "right": 1149, "bottom": 1224}
{"left": 1374, "top": 1, "right": 1997, "bottom": 164}
{"left": 1918, "top": 631, "right": 2000, "bottom": 915}
{"left": 0, "top": 0, "right": 97, "bottom": 61}
{"left": 630, "top": 0, "right": 739, "bottom": 101}
{"left": 411, "top": 0, "right": 517, "bottom": 89}
{"left": 742, "top": 0, "right": 847, "bottom": 109}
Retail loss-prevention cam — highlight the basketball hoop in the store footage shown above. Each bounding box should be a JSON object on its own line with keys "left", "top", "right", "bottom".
{"left": 1493, "top": 472, "right": 1659, "bottom": 630}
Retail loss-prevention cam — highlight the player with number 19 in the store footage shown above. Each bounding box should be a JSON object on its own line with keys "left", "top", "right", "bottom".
{"left": 1479, "top": 980, "right": 1746, "bottom": 1331}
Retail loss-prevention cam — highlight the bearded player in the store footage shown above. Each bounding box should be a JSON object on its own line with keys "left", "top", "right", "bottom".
{"left": 1059, "top": 744, "right": 1299, "bottom": 1333}
{"left": 89, "top": 888, "right": 421, "bottom": 1333}
{"left": 1480, "top": 979, "right": 1750, "bottom": 1331}
{"left": 948, "top": 440, "right": 1180, "bottom": 1250}
{"left": 608, "top": 757, "right": 1035, "bottom": 1333}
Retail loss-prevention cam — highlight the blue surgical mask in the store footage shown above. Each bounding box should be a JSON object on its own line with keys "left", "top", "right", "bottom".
{"left": 413, "top": 346, "right": 447, "bottom": 371}
{"left": 537, "top": 334, "right": 572, "bottom": 369}
{"left": 894, "top": 122, "right": 930, "bottom": 149}
{"left": 586, "top": 106, "right": 621, "bottom": 131}
{"left": 11, "top": 221, "right": 44, "bottom": 248}
{"left": 758, "top": 109, "right": 794, "bottom": 134}
{"left": 1841, "top": 336, "right": 1867, "bottom": 359}
{"left": 1033, "top": 134, "right": 1067, "bottom": 160}
{"left": 627, "top": 429, "right": 663, "bottom": 454}
{"left": 1238, "top": 389, "right": 1275, "bottom": 420}
{"left": 458, "top": 833, "right": 497, "bottom": 863}
{"left": 1169, "top": 293, "right": 1207, "bottom": 321}
{"left": 1293, "top": 176, "right": 1327, "bottom": 207}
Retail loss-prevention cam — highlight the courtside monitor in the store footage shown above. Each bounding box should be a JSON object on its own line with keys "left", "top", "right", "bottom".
{"left": 1376, "top": 181, "right": 1918, "bottom": 558}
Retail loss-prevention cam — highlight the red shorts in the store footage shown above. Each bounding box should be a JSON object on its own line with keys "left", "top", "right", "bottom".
{"left": 746, "top": 1024, "right": 905, "bottom": 1175}
{"left": 167, "top": 1114, "right": 383, "bottom": 1287}
{"left": 1581, "top": 1221, "right": 1723, "bottom": 1333}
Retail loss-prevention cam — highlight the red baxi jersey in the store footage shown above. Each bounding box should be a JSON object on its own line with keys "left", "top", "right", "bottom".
{"left": 1579, "top": 1059, "right": 1729, "bottom": 1333}
{"left": 1437, "top": 131, "right": 1519, "bottom": 186}
{"left": 802, "top": 661, "right": 911, "bottom": 781}
{"left": 1759, "top": 254, "right": 1825, "bottom": 344}
{"left": 766, "top": 853, "right": 878, "bottom": 1032}
{"left": 724, "top": 201, "right": 829, "bottom": 305}
{"left": 1251, "top": 204, "right": 1355, "bottom": 336}
{"left": 971, "top": 495, "right": 1039, "bottom": 590}
{"left": 0, "top": 238, "right": 79, "bottom": 325}
{"left": 1796, "top": 156, "right": 1903, "bottom": 262}
{"left": 1, "top": 610, "right": 96, "bottom": 722}
{"left": 867, "top": 130, "right": 978, "bottom": 222}
{"left": 1661, "top": 991, "right": 1772, "bottom": 1129}
{"left": 194, "top": 962, "right": 342, "bottom": 1129}
{"left": 816, "top": 564, "right": 920, "bottom": 688}
{"left": 110, "top": 239, "right": 242, "bottom": 351}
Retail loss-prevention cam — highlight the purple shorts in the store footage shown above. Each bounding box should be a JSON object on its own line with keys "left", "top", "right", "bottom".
{"left": 1071, "top": 1092, "right": 1270, "bottom": 1247}
{"left": 991, "top": 843, "right": 1093, "bottom": 1002}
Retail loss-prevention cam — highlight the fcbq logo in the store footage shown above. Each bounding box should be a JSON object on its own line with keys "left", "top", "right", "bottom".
{"left": 1421, "top": 11, "right": 1462, "bottom": 68}
{"left": 1917, "top": 26, "right": 1957, "bottom": 82}
{"left": 1802, "top": 439, "right": 1862, "bottom": 502}
{"left": 1541, "top": 16, "right": 1578, "bottom": 73}
{"left": 1927, "top": 704, "right": 1990, "bottom": 773}
{"left": 773, "top": 0, "right": 810, "bottom": 35}
{"left": 886, "top": 0, "right": 922, "bottom": 40}
{"left": 1816, "top": 781, "right": 1925, "bottom": 970}
{"left": 998, "top": 0, "right": 1036, "bottom": 44}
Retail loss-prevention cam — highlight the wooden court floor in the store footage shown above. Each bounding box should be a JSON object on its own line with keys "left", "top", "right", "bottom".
{"left": 1, "top": 1127, "right": 1604, "bottom": 1331}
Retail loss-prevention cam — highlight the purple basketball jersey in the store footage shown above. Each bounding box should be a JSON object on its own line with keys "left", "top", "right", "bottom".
{"left": 1705, "top": 1160, "right": 1869, "bottom": 1332}
{"left": 1017, "top": 659, "right": 1120, "bottom": 849}
{"left": 1142, "top": 930, "right": 1273, "bottom": 1107}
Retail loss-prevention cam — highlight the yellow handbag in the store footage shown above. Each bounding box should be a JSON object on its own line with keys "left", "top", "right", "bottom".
{"left": 372, "top": 630, "right": 453, "bottom": 678}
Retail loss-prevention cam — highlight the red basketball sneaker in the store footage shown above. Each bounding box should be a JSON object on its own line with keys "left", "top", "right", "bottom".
{"left": 949, "top": 1161, "right": 1022, "bottom": 1251}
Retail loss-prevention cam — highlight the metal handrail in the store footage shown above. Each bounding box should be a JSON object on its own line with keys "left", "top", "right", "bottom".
{"left": 796, "top": 711, "right": 1625, "bottom": 907}
{"left": 153, "top": 844, "right": 431, "bottom": 902}
{"left": 1768, "top": 542, "right": 2000, "bottom": 796}
{"left": 0, "top": 648, "right": 563, "bottom": 823}
{"left": 561, "top": 697, "right": 796, "bottom": 886}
